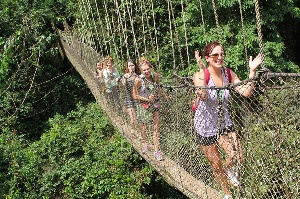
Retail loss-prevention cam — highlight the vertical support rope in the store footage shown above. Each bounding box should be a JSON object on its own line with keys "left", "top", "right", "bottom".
{"left": 144, "top": 0, "right": 155, "bottom": 54}
{"left": 181, "top": 0, "right": 190, "bottom": 73}
{"left": 86, "top": 0, "right": 97, "bottom": 52}
{"left": 78, "top": 0, "right": 96, "bottom": 73}
{"left": 167, "top": 0, "right": 176, "bottom": 71}
{"left": 198, "top": 0, "right": 206, "bottom": 35}
{"left": 120, "top": 1, "right": 130, "bottom": 58}
{"left": 82, "top": 0, "right": 95, "bottom": 50}
{"left": 254, "top": 0, "right": 266, "bottom": 70}
{"left": 126, "top": 0, "right": 140, "bottom": 58}
{"left": 169, "top": 0, "right": 185, "bottom": 71}
{"left": 103, "top": 0, "right": 118, "bottom": 58}
{"left": 114, "top": 0, "right": 128, "bottom": 60}
{"left": 236, "top": 2, "right": 249, "bottom": 197}
{"left": 113, "top": 0, "right": 124, "bottom": 59}
{"left": 108, "top": 2, "right": 121, "bottom": 61}
{"left": 255, "top": 3, "right": 289, "bottom": 198}
{"left": 238, "top": 0, "right": 249, "bottom": 64}
{"left": 94, "top": 0, "right": 108, "bottom": 55}
{"left": 78, "top": 0, "right": 90, "bottom": 43}
{"left": 211, "top": 0, "right": 221, "bottom": 42}
{"left": 103, "top": 0, "right": 113, "bottom": 55}
{"left": 139, "top": 0, "right": 148, "bottom": 54}
{"left": 86, "top": 0, "right": 102, "bottom": 54}
{"left": 151, "top": 0, "right": 161, "bottom": 70}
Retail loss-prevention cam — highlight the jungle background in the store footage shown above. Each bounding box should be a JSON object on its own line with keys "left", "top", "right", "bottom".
{"left": 0, "top": 0, "right": 299, "bottom": 198}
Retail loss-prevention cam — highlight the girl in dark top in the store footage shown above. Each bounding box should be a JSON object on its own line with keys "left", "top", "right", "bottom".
{"left": 121, "top": 59, "right": 140, "bottom": 129}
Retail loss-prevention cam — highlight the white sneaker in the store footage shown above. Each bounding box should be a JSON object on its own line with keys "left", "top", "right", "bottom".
{"left": 225, "top": 168, "right": 239, "bottom": 187}
{"left": 223, "top": 195, "right": 233, "bottom": 199}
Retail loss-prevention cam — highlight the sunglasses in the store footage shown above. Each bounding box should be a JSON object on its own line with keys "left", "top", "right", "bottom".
{"left": 208, "top": 53, "right": 224, "bottom": 59}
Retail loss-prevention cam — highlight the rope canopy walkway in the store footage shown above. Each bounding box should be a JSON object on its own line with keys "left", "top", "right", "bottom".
{"left": 57, "top": 0, "right": 299, "bottom": 198}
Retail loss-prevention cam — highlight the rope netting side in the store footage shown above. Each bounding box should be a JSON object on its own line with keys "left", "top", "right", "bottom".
{"left": 59, "top": 30, "right": 300, "bottom": 198}
{"left": 59, "top": 32, "right": 224, "bottom": 199}
{"left": 60, "top": 0, "right": 300, "bottom": 198}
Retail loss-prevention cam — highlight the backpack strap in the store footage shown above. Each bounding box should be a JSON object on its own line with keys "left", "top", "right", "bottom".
{"left": 205, "top": 67, "right": 232, "bottom": 85}
{"left": 205, "top": 68, "right": 210, "bottom": 85}
{"left": 226, "top": 68, "right": 232, "bottom": 83}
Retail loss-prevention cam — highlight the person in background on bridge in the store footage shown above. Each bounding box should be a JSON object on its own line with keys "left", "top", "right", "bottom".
{"left": 102, "top": 55, "right": 122, "bottom": 115}
{"left": 95, "top": 58, "right": 106, "bottom": 94}
{"left": 193, "top": 41, "right": 262, "bottom": 199}
{"left": 95, "top": 60, "right": 103, "bottom": 79}
{"left": 132, "top": 57, "right": 171, "bottom": 161}
{"left": 120, "top": 59, "right": 140, "bottom": 133}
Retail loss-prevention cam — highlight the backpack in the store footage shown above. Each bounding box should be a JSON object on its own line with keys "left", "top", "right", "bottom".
{"left": 205, "top": 67, "right": 232, "bottom": 84}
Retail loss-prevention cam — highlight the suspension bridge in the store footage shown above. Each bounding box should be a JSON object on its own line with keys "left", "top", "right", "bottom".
{"left": 57, "top": 0, "right": 299, "bottom": 198}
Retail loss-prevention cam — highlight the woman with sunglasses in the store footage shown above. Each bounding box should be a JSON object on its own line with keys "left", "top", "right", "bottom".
{"left": 193, "top": 41, "right": 262, "bottom": 199}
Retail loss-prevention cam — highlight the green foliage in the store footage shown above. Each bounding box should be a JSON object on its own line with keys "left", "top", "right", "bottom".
{"left": 1, "top": 103, "right": 155, "bottom": 198}
{"left": 0, "top": 0, "right": 94, "bottom": 138}
{"left": 243, "top": 84, "right": 299, "bottom": 198}
{"left": 1, "top": 102, "right": 188, "bottom": 198}
{"left": 0, "top": 38, "right": 13, "bottom": 86}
